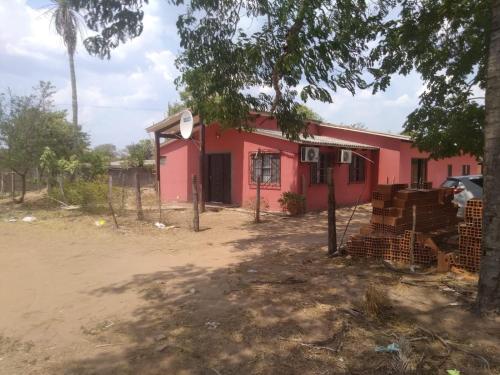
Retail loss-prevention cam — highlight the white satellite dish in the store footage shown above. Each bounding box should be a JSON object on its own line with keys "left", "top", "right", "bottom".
{"left": 179, "top": 110, "right": 194, "bottom": 139}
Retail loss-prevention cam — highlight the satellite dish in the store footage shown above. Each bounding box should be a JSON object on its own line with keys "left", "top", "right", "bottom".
{"left": 180, "top": 110, "right": 194, "bottom": 139}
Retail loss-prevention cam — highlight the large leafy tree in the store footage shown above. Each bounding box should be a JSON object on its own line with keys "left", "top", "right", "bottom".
{"left": 49, "top": 0, "right": 83, "bottom": 129}
{"left": 370, "top": 0, "right": 489, "bottom": 159}
{"left": 74, "top": 0, "right": 383, "bottom": 137}
{"left": 370, "top": 0, "right": 498, "bottom": 313}
{"left": 0, "top": 82, "right": 88, "bottom": 202}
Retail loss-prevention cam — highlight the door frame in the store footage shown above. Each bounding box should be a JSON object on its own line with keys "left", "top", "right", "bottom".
{"left": 411, "top": 158, "right": 428, "bottom": 184}
{"left": 206, "top": 152, "right": 232, "bottom": 204}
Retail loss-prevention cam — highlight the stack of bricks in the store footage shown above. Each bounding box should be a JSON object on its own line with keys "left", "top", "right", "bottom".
{"left": 347, "top": 183, "right": 457, "bottom": 266}
{"left": 371, "top": 186, "right": 457, "bottom": 235}
{"left": 456, "top": 199, "right": 483, "bottom": 272}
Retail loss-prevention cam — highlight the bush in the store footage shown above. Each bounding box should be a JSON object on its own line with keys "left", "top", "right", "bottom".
{"left": 278, "top": 191, "right": 305, "bottom": 215}
{"left": 50, "top": 178, "right": 111, "bottom": 210}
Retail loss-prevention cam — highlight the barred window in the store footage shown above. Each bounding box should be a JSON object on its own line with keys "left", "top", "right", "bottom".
{"left": 311, "top": 153, "right": 333, "bottom": 184}
{"left": 462, "top": 164, "right": 470, "bottom": 176}
{"left": 349, "top": 155, "right": 365, "bottom": 183}
{"left": 251, "top": 153, "right": 280, "bottom": 185}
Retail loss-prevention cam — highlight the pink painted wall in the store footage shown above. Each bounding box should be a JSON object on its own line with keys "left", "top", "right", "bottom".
{"left": 398, "top": 142, "right": 481, "bottom": 187}
{"left": 159, "top": 140, "right": 190, "bottom": 202}
{"left": 158, "top": 116, "right": 481, "bottom": 211}
{"left": 298, "top": 148, "right": 377, "bottom": 211}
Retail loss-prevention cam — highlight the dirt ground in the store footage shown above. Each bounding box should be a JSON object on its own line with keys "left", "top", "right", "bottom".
{"left": 0, "top": 192, "right": 499, "bottom": 375}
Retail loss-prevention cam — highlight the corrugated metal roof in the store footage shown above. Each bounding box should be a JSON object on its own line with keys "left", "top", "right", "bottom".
{"left": 253, "top": 129, "right": 379, "bottom": 150}
{"left": 249, "top": 111, "right": 411, "bottom": 141}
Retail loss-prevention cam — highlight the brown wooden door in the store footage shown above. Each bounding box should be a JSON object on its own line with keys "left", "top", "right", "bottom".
{"left": 208, "top": 153, "right": 231, "bottom": 203}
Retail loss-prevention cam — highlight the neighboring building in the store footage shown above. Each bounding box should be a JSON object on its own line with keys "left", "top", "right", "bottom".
{"left": 108, "top": 160, "right": 156, "bottom": 187}
{"left": 147, "top": 113, "right": 481, "bottom": 212}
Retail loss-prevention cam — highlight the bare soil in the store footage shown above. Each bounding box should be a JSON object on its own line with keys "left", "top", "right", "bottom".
{"left": 0, "top": 192, "right": 498, "bottom": 375}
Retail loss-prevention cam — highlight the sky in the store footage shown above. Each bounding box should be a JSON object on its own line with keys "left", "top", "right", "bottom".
{"left": 0, "top": 0, "right": 426, "bottom": 149}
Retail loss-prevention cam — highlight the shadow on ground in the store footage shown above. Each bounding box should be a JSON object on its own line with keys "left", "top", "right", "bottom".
{"left": 51, "top": 207, "right": 498, "bottom": 375}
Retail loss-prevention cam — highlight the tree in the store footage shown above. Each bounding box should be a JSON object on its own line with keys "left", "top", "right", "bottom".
{"left": 93, "top": 143, "right": 117, "bottom": 161}
{"left": 369, "top": 0, "right": 488, "bottom": 159}
{"left": 125, "top": 139, "right": 153, "bottom": 220}
{"left": 74, "top": 0, "right": 382, "bottom": 137}
{"left": 0, "top": 82, "right": 88, "bottom": 203}
{"left": 296, "top": 104, "right": 322, "bottom": 122}
{"left": 126, "top": 139, "right": 153, "bottom": 167}
{"left": 167, "top": 101, "right": 187, "bottom": 117}
{"left": 49, "top": 0, "right": 83, "bottom": 129}
{"left": 478, "top": 0, "right": 500, "bottom": 312}
{"left": 369, "top": 0, "right": 498, "bottom": 312}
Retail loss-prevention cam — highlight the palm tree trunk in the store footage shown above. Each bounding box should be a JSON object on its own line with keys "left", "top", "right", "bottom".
{"left": 477, "top": 0, "right": 500, "bottom": 313}
{"left": 68, "top": 50, "right": 78, "bottom": 128}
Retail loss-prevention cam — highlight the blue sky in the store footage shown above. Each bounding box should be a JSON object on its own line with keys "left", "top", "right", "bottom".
{"left": 0, "top": 0, "right": 426, "bottom": 149}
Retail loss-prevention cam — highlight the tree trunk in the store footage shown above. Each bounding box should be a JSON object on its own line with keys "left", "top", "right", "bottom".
{"left": 477, "top": 0, "right": 500, "bottom": 313}
{"left": 68, "top": 50, "right": 78, "bottom": 129}
{"left": 135, "top": 168, "right": 144, "bottom": 220}
{"left": 11, "top": 172, "right": 15, "bottom": 201}
{"left": 14, "top": 173, "right": 26, "bottom": 204}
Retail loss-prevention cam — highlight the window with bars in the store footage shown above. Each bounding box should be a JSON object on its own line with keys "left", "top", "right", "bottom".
{"left": 462, "top": 164, "right": 471, "bottom": 175}
{"left": 310, "top": 153, "right": 333, "bottom": 184}
{"left": 250, "top": 153, "right": 281, "bottom": 185}
{"left": 349, "top": 155, "right": 366, "bottom": 183}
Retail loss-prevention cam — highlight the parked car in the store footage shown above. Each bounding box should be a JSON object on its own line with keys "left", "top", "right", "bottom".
{"left": 441, "top": 175, "right": 483, "bottom": 217}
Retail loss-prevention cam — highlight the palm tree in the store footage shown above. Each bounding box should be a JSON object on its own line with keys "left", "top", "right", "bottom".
{"left": 50, "top": 0, "right": 80, "bottom": 129}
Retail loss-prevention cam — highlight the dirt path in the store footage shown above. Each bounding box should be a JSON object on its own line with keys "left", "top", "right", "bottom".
{"left": 0, "top": 200, "right": 498, "bottom": 375}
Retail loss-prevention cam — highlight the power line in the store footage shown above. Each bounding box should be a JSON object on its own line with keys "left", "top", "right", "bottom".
{"left": 54, "top": 103, "right": 165, "bottom": 112}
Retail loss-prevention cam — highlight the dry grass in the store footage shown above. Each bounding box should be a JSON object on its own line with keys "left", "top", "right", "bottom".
{"left": 364, "top": 284, "right": 392, "bottom": 320}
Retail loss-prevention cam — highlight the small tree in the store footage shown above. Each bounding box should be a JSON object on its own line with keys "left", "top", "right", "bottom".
{"left": 93, "top": 143, "right": 117, "bottom": 161}
{"left": 126, "top": 139, "right": 153, "bottom": 220}
{"left": 0, "top": 82, "right": 88, "bottom": 203}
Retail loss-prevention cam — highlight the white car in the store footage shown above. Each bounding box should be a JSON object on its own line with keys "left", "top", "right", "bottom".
{"left": 441, "top": 175, "right": 483, "bottom": 217}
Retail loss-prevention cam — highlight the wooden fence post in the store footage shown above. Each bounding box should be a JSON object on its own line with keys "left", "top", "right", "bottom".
{"left": 327, "top": 167, "right": 338, "bottom": 256}
{"left": 120, "top": 171, "right": 126, "bottom": 211}
{"left": 255, "top": 175, "right": 261, "bottom": 223}
{"left": 409, "top": 204, "right": 416, "bottom": 272}
{"left": 301, "top": 174, "right": 307, "bottom": 211}
{"left": 192, "top": 175, "right": 200, "bottom": 232}
{"left": 135, "top": 168, "right": 144, "bottom": 220}
{"left": 108, "top": 175, "right": 119, "bottom": 229}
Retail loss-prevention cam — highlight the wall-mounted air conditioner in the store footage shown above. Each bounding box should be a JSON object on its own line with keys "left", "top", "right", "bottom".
{"left": 339, "top": 149, "right": 353, "bottom": 164}
{"left": 300, "top": 147, "right": 320, "bottom": 163}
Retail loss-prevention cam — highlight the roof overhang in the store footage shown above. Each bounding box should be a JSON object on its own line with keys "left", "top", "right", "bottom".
{"left": 146, "top": 110, "right": 201, "bottom": 137}
{"left": 254, "top": 128, "right": 379, "bottom": 150}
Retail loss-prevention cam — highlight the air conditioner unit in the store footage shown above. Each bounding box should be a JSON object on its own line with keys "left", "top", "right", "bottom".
{"left": 339, "top": 149, "right": 353, "bottom": 164}
{"left": 301, "top": 147, "right": 320, "bottom": 163}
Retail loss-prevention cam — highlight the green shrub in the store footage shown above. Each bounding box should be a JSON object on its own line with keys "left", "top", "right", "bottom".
{"left": 278, "top": 192, "right": 305, "bottom": 215}
{"left": 50, "top": 178, "right": 111, "bottom": 210}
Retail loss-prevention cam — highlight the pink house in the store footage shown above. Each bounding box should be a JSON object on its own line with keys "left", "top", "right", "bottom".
{"left": 147, "top": 113, "right": 480, "bottom": 212}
